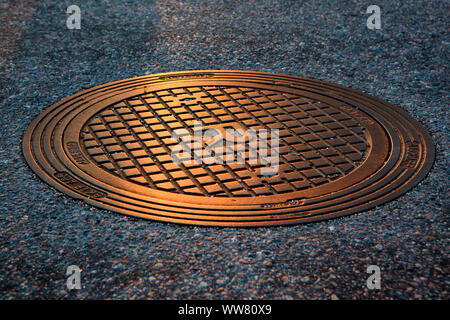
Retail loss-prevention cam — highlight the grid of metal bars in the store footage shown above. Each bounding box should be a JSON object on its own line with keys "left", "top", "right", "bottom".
{"left": 81, "top": 85, "right": 369, "bottom": 197}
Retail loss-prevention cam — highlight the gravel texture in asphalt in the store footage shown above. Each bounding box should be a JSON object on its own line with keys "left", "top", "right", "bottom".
{"left": 0, "top": 0, "right": 448, "bottom": 299}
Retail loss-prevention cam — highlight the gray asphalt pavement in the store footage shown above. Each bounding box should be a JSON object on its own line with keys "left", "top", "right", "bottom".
{"left": 0, "top": 0, "right": 448, "bottom": 299}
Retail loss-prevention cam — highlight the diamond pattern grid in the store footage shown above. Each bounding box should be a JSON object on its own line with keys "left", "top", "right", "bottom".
{"left": 81, "top": 86, "right": 369, "bottom": 197}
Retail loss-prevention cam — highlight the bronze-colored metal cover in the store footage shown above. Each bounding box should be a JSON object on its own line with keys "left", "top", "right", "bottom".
{"left": 22, "top": 71, "right": 435, "bottom": 226}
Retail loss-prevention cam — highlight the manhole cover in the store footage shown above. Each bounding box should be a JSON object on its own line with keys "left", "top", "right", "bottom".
{"left": 23, "top": 71, "right": 434, "bottom": 226}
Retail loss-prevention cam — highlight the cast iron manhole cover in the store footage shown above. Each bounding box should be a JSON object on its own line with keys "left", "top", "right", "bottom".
{"left": 23, "top": 71, "right": 434, "bottom": 226}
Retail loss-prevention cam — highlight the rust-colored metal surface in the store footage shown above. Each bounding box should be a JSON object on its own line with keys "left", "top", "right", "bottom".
{"left": 23, "top": 71, "right": 435, "bottom": 226}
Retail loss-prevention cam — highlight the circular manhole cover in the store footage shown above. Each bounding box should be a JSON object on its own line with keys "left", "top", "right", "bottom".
{"left": 23, "top": 71, "right": 434, "bottom": 226}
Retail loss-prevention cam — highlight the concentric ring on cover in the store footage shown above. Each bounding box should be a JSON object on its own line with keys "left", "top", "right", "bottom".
{"left": 22, "top": 70, "right": 435, "bottom": 227}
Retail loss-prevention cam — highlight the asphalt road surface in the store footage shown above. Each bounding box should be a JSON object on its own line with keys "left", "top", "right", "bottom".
{"left": 0, "top": 0, "right": 448, "bottom": 299}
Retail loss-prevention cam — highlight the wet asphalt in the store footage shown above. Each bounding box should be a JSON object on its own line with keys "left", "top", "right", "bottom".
{"left": 0, "top": 0, "right": 448, "bottom": 299}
